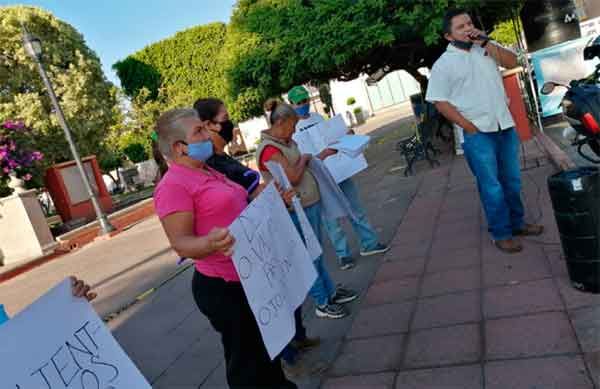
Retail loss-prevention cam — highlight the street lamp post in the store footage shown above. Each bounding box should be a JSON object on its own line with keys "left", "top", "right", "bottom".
{"left": 22, "top": 28, "right": 115, "bottom": 235}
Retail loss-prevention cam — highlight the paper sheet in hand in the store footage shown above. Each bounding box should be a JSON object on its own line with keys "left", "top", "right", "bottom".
{"left": 293, "top": 114, "right": 368, "bottom": 183}
{"left": 229, "top": 183, "right": 318, "bottom": 359}
{"left": 0, "top": 279, "right": 151, "bottom": 389}
{"left": 265, "top": 161, "right": 323, "bottom": 261}
{"left": 330, "top": 135, "right": 370, "bottom": 158}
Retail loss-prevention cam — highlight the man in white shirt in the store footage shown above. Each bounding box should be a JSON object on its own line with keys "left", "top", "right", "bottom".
{"left": 426, "top": 9, "right": 543, "bottom": 253}
{"left": 288, "top": 86, "right": 389, "bottom": 269}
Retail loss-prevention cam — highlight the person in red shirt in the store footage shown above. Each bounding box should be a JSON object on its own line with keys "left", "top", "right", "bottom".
{"left": 257, "top": 99, "right": 358, "bottom": 321}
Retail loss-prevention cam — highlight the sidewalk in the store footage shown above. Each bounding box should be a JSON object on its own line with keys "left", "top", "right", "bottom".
{"left": 322, "top": 140, "right": 600, "bottom": 388}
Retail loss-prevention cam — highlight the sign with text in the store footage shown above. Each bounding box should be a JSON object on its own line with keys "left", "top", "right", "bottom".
{"left": 0, "top": 279, "right": 151, "bottom": 389}
{"left": 229, "top": 183, "right": 317, "bottom": 359}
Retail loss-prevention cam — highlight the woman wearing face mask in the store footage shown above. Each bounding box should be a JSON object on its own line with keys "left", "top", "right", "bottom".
{"left": 257, "top": 99, "right": 358, "bottom": 322}
{"left": 153, "top": 108, "right": 296, "bottom": 389}
{"left": 195, "top": 98, "right": 322, "bottom": 376}
{"left": 193, "top": 98, "right": 261, "bottom": 194}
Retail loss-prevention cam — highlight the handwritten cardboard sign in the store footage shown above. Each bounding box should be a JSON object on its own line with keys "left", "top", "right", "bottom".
{"left": 0, "top": 279, "right": 151, "bottom": 389}
{"left": 229, "top": 183, "right": 317, "bottom": 359}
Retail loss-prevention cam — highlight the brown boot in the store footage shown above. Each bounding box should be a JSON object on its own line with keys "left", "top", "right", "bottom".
{"left": 513, "top": 224, "right": 544, "bottom": 237}
{"left": 494, "top": 238, "right": 523, "bottom": 254}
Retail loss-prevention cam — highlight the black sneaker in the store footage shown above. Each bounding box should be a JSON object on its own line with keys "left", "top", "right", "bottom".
{"left": 315, "top": 303, "right": 347, "bottom": 319}
{"left": 331, "top": 286, "right": 358, "bottom": 304}
{"left": 360, "top": 243, "right": 390, "bottom": 257}
{"left": 339, "top": 258, "right": 355, "bottom": 271}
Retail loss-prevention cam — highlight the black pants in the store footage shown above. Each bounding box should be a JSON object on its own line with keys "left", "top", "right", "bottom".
{"left": 192, "top": 271, "right": 297, "bottom": 389}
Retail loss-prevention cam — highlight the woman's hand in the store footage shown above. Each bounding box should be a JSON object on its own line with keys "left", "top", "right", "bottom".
{"left": 273, "top": 182, "right": 296, "bottom": 206}
{"left": 282, "top": 188, "right": 296, "bottom": 206}
{"left": 207, "top": 227, "right": 235, "bottom": 257}
{"left": 317, "top": 148, "right": 338, "bottom": 160}
{"left": 70, "top": 276, "right": 97, "bottom": 302}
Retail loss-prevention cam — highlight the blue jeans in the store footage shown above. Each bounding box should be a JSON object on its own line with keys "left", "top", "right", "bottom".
{"left": 462, "top": 128, "right": 525, "bottom": 240}
{"left": 323, "top": 178, "right": 379, "bottom": 263}
{"left": 290, "top": 202, "right": 337, "bottom": 307}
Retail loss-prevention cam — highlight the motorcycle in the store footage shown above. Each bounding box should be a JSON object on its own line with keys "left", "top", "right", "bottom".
{"left": 541, "top": 35, "right": 600, "bottom": 294}
{"left": 541, "top": 35, "right": 600, "bottom": 163}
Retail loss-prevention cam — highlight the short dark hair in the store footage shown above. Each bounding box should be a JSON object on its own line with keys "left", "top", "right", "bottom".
{"left": 193, "top": 97, "right": 224, "bottom": 121}
{"left": 442, "top": 9, "right": 470, "bottom": 35}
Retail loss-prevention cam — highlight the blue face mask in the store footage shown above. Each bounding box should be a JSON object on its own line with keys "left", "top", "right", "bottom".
{"left": 294, "top": 104, "right": 310, "bottom": 117}
{"left": 185, "top": 140, "right": 214, "bottom": 162}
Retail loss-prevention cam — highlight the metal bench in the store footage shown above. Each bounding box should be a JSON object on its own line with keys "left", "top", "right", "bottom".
{"left": 396, "top": 113, "right": 441, "bottom": 176}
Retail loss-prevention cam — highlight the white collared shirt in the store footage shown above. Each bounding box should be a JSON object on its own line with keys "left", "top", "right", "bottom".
{"left": 425, "top": 43, "right": 515, "bottom": 143}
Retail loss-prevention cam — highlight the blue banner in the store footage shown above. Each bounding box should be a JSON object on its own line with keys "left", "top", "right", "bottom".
{"left": 531, "top": 36, "right": 599, "bottom": 117}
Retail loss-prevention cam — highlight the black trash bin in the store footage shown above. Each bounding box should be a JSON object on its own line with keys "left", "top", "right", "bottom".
{"left": 548, "top": 167, "right": 600, "bottom": 293}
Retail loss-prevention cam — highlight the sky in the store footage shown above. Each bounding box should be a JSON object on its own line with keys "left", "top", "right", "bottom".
{"left": 1, "top": 0, "right": 237, "bottom": 85}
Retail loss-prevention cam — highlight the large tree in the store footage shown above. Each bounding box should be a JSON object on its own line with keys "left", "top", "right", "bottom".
{"left": 0, "top": 6, "right": 118, "bottom": 166}
{"left": 113, "top": 23, "right": 230, "bottom": 120}
{"left": 226, "top": 0, "right": 523, "bottom": 119}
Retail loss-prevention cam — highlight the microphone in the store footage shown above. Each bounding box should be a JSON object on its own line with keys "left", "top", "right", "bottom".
{"left": 470, "top": 32, "right": 490, "bottom": 41}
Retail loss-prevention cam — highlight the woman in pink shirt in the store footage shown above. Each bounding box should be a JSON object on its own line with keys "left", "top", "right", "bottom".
{"left": 153, "top": 108, "right": 296, "bottom": 389}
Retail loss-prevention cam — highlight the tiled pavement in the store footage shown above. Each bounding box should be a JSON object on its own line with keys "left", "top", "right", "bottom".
{"left": 322, "top": 142, "right": 600, "bottom": 389}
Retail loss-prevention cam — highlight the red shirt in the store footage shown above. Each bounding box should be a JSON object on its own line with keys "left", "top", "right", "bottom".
{"left": 154, "top": 163, "right": 248, "bottom": 282}
{"left": 258, "top": 145, "right": 282, "bottom": 171}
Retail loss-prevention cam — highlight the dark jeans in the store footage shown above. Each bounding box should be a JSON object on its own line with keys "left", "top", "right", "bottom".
{"left": 462, "top": 128, "right": 525, "bottom": 240}
{"left": 192, "top": 271, "right": 297, "bottom": 389}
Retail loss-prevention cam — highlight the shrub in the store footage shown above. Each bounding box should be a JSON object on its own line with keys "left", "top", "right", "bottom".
{"left": 122, "top": 143, "right": 148, "bottom": 164}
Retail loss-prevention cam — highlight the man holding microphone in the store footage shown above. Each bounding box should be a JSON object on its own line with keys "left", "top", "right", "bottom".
{"left": 426, "top": 9, "right": 543, "bottom": 253}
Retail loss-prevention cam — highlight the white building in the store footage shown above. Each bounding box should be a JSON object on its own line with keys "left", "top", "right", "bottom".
{"left": 329, "top": 69, "right": 421, "bottom": 123}
{"left": 237, "top": 69, "right": 422, "bottom": 150}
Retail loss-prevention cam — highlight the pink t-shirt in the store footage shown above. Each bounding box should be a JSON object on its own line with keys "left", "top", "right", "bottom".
{"left": 154, "top": 163, "right": 248, "bottom": 282}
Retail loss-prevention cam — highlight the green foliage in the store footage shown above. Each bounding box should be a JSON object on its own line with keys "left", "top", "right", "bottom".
{"left": 98, "top": 149, "right": 123, "bottom": 172}
{"left": 0, "top": 6, "right": 118, "bottom": 168}
{"left": 112, "top": 0, "right": 524, "bottom": 123}
{"left": 226, "top": 0, "right": 523, "bottom": 118}
{"left": 346, "top": 97, "right": 356, "bottom": 106}
{"left": 353, "top": 107, "right": 362, "bottom": 115}
{"left": 113, "top": 23, "right": 231, "bottom": 118}
{"left": 490, "top": 18, "right": 522, "bottom": 47}
{"left": 122, "top": 143, "right": 148, "bottom": 164}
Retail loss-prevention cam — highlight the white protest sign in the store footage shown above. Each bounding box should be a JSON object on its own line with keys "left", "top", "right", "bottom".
{"left": 265, "top": 161, "right": 323, "bottom": 261}
{"left": 0, "top": 279, "right": 151, "bottom": 389}
{"left": 229, "top": 183, "right": 318, "bottom": 359}
{"left": 293, "top": 114, "right": 368, "bottom": 183}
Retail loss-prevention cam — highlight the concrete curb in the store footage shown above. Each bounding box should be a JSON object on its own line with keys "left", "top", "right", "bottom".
{"left": 0, "top": 198, "right": 156, "bottom": 283}
{"left": 535, "top": 131, "right": 577, "bottom": 171}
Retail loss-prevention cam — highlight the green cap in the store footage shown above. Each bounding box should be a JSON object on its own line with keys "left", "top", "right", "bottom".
{"left": 287, "top": 85, "right": 309, "bottom": 104}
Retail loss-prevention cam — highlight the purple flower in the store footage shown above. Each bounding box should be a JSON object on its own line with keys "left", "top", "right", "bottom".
{"left": 31, "top": 151, "right": 44, "bottom": 161}
{"left": 2, "top": 121, "right": 25, "bottom": 131}
{"left": 23, "top": 173, "right": 32, "bottom": 181}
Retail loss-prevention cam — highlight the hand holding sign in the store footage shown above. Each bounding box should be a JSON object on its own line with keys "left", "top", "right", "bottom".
{"left": 207, "top": 227, "right": 236, "bottom": 257}
{"left": 0, "top": 279, "right": 151, "bottom": 388}
{"left": 70, "top": 277, "right": 97, "bottom": 302}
